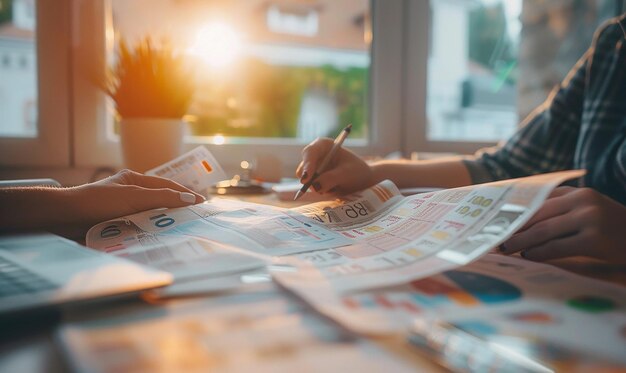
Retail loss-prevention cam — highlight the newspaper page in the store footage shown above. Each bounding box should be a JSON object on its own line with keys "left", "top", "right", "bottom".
{"left": 273, "top": 253, "right": 626, "bottom": 367}
{"left": 272, "top": 171, "right": 587, "bottom": 330}
{"left": 291, "top": 179, "right": 405, "bottom": 229}
{"left": 275, "top": 170, "right": 584, "bottom": 293}
{"left": 87, "top": 198, "right": 352, "bottom": 258}
{"left": 85, "top": 181, "right": 404, "bottom": 294}
{"left": 87, "top": 170, "right": 582, "bottom": 296}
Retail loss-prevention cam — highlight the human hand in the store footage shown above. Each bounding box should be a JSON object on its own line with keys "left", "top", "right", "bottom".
{"left": 500, "top": 186, "right": 626, "bottom": 263}
{"left": 70, "top": 169, "right": 205, "bottom": 227}
{"left": 296, "top": 138, "right": 374, "bottom": 195}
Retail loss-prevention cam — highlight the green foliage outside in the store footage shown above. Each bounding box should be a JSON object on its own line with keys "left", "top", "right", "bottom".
{"left": 187, "top": 57, "right": 368, "bottom": 139}
{"left": 0, "top": 0, "right": 12, "bottom": 25}
{"left": 468, "top": 3, "right": 517, "bottom": 85}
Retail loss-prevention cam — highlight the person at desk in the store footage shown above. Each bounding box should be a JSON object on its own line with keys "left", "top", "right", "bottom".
{"left": 0, "top": 169, "right": 205, "bottom": 237}
{"left": 297, "top": 15, "right": 626, "bottom": 264}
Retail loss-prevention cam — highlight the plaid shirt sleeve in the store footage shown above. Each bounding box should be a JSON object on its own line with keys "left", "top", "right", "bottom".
{"left": 469, "top": 50, "right": 589, "bottom": 181}
{"left": 608, "top": 133, "right": 626, "bottom": 203}
{"left": 615, "top": 136, "right": 626, "bottom": 187}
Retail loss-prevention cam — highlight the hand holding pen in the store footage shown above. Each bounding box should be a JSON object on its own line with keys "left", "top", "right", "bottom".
{"left": 295, "top": 124, "right": 376, "bottom": 199}
{"left": 294, "top": 124, "right": 352, "bottom": 200}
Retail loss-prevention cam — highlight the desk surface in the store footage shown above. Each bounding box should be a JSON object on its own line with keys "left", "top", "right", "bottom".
{"left": 2, "top": 261, "right": 624, "bottom": 373}
{"left": 1, "top": 192, "right": 625, "bottom": 372}
{"left": 0, "top": 289, "right": 443, "bottom": 373}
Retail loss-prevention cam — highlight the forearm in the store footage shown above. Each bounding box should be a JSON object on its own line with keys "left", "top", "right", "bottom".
{"left": 0, "top": 187, "right": 85, "bottom": 235}
{"left": 369, "top": 156, "right": 473, "bottom": 188}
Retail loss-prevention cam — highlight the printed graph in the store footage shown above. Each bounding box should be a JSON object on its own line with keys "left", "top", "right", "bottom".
{"left": 342, "top": 270, "right": 522, "bottom": 313}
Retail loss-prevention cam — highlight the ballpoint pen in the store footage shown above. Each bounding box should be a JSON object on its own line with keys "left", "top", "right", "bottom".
{"left": 294, "top": 124, "right": 352, "bottom": 201}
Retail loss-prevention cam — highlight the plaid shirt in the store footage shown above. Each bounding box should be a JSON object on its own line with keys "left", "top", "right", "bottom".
{"left": 468, "top": 15, "right": 626, "bottom": 204}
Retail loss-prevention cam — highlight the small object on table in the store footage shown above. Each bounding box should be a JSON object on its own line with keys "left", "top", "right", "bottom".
{"left": 210, "top": 160, "right": 270, "bottom": 195}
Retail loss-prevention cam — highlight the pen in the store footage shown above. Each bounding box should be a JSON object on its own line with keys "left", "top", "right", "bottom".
{"left": 294, "top": 124, "right": 352, "bottom": 201}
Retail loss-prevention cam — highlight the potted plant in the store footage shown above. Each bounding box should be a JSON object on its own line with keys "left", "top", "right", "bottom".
{"left": 105, "top": 37, "right": 195, "bottom": 172}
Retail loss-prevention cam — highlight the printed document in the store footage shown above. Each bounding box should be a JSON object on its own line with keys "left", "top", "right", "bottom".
{"left": 87, "top": 170, "right": 583, "bottom": 296}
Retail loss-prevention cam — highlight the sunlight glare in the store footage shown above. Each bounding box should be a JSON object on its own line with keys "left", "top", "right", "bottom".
{"left": 213, "top": 134, "right": 225, "bottom": 145}
{"left": 189, "top": 22, "right": 242, "bottom": 69}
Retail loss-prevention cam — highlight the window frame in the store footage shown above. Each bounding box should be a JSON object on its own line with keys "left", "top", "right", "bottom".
{"left": 71, "top": 0, "right": 407, "bottom": 175}
{"left": 0, "top": 0, "right": 71, "bottom": 167}
{"left": 1, "top": 0, "right": 514, "bottom": 174}
{"left": 401, "top": 0, "right": 501, "bottom": 156}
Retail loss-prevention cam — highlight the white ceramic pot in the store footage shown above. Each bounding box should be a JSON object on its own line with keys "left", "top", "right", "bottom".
{"left": 119, "top": 118, "right": 185, "bottom": 173}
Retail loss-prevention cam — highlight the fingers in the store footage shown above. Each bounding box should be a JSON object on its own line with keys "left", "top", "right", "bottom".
{"left": 114, "top": 169, "right": 205, "bottom": 201}
{"left": 505, "top": 187, "right": 623, "bottom": 262}
{"left": 519, "top": 234, "right": 586, "bottom": 262}
{"left": 299, "top": 138, "right": 334, "bottom": 184}
{"left": 501, "top": 213, "right": 582, "bottom": 255}
{"left": 310, "top": 168, "right": 344, "bottom": 194}
{"left": 136, "top": 174, "right": 205, "bottom": 200}
{"left": 128, "top": 187, "right": 204, "bottom": 212}
{"left": 548, "top": 185, "right": 576, "bottom": 198}
{"left": 517, "top": 188, "right": 577, "bottom": 232}
{"left": 296, "top": 161, "right": 305, "bottom": 179}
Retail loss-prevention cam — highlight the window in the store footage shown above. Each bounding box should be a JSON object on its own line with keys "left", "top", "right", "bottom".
{"left": 0, "top": 0, "right": 37, "bottom": 137}
{"left": 73, "top": 1, "right": 405, "bottom": 173}
{"left": 404, "top": 0, "right": 620, "bottom": 155}
{"left": 0, "top": 0, "right": 70, "bottom": 167}
{"left": 7, "top": 1, "right": 617, "bottom": 173}
{"left": 109, "top": 0, "right": 370, "bottom": 142}
{"left": 427, "top": 0, "right": 521, "bottom": 143}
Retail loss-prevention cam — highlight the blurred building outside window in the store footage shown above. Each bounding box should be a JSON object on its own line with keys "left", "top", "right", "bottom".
{"left": 0, "top": 0, "right": 37, "bottom": 138}
{"left": 267, "top": 4, "right": 319, "bottom": 37}
{"left": 426, "top": 0, "right": 616, "bottom": 144}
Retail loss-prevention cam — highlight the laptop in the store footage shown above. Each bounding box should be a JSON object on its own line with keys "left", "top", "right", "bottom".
{"left": 0, "top": 233, "right": 172, "bottom": 315}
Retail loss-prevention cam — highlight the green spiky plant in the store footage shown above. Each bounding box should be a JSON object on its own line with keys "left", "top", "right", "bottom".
{"left": 105, "top": 37, "right": 195, "bottom": 119}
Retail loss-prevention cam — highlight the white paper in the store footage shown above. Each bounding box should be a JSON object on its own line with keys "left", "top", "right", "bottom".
{"left": 291, "top": 179, "right": 405, "bottom": 229}
{"left": 146, "top": 146, "right": 227, "bottom": 193}
{"left": 275, "top": 170, "right": 585, "bottom": 294}
{"left": 85, "top": 198, "right": 352, "bottom": 294}
{"left": 287, "top": 254, "right": 626, "bottom": 365}
{"left": 87, "top": 170, "right": 583, "bottom": 299}
{"left": 87, "top": 198, "right": 352, "bottom": 258}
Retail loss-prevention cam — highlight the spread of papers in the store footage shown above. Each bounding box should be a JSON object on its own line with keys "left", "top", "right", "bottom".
{"left": 88, "top": 170, "right": 581, "bottom": 296}
{"left": 404, "top": 255, "right": 626, "bottom": 370}
{"left": 282, "top": 254, "right": 626, "bottom": 360}
{"left": 80, "top": 168, "right": 626, "bottom": 369}
{"left": 276, "top": 170, "right": 585, "bottom": 293}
